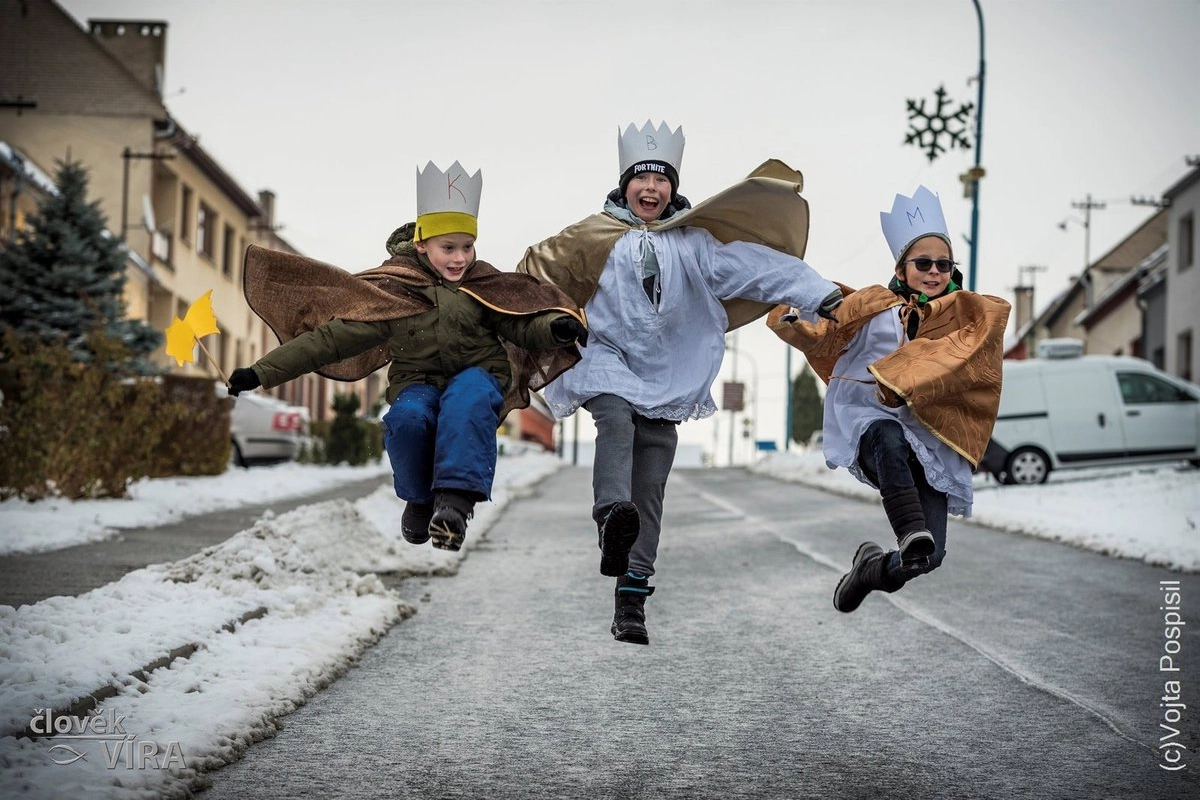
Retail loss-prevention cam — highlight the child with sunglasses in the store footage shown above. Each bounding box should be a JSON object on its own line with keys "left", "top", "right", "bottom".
{"left": 769, "top": 186, "right": 1010, "bottom": 612}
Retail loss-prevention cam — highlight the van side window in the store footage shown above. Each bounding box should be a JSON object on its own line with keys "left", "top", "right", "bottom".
{"left": 1117, "top": 372, "right": 1194, "bottom": 404}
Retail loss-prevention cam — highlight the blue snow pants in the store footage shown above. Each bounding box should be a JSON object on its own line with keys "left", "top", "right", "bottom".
{"left": 381, "top": 367, "right": 504, "bottom": 504}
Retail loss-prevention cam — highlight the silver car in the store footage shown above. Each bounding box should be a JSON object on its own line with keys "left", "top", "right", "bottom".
{"left": 226, "top": 389, "right": 306, "bottom": 467}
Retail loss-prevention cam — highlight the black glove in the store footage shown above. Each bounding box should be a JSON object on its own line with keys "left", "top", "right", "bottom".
{"left": 228, "top": 367, "right": 261, "bottom": 396}
{"left": 817, "top": 289, "right": 843, "bottom": 322}
{"left": 550, "top": 316, "right": 589, "bottom": 347}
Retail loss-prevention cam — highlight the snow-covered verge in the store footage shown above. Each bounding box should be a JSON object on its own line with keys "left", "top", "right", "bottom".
{"left": 0, "top": 452, "right": 563, "bottom": 799}
{"left": 749, "top": 450, "right": 1200, "bottom": 573}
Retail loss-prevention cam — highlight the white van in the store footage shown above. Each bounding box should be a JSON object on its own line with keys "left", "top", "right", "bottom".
{"left": 980, "top": 353, "right": 1200, "bottom": 484}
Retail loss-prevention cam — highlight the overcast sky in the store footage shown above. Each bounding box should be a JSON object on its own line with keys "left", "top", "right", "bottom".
{"left": 58, "top": 0, "right": 1200, "bottom": 459}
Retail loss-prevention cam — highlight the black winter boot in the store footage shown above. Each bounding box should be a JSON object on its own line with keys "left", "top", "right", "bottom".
{"left": 430, "top": 490, "right": 475, "bottom": 551}
{"left": 597, "top": 501, "right": 640, "bottom": 577}
{"left": 833, "top": 542, "right": 892, "bottom": 612}
{"left": 881, "top": 487, "right": 935, "bottom": 566}
{"left": 401, "top": 501, "right": 434, "bottom": 545}
{"left": 612, "top": 573, "right": 655, "bottom": 645}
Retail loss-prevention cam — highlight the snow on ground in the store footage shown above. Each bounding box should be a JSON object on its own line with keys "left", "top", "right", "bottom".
{"left": 0, "top": 460, "right": 395, "bottom": 557}
{"left": 0, "top": 450, "right": 562, "bottom": 800}
{"left": 0, "top": 446, "right": 1197, "bottom": 798}
{"left": 749, "top": 450, "right": 1200, "bottom": 573}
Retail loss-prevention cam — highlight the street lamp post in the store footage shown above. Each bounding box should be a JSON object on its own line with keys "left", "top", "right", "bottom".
{"left": 966, "top": 0, "right": 986, "bottom": 292}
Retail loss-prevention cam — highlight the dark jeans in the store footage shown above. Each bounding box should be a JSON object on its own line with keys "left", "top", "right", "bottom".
{"left": 858, "top": 419, "right": 948, "bottom": 585}
{"left": 382, "top": 367, "right": 503, "bottom": 503}
{"left": 584, "top": 394, "right": 679, "bottom": 577}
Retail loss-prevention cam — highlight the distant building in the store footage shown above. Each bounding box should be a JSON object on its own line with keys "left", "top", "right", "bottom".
{"left": 0, "top": 0, "right": 385, "bottom": 421}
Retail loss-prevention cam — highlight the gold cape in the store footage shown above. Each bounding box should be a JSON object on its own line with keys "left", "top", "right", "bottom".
{"left": 517, "top": 159, "right": 811, "bottom": 332}
{"left": 767, "top": 284, "right": 1011, "bottom": 467}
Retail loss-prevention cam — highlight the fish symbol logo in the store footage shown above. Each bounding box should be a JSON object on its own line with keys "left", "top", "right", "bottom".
{"left": 48, "top": 744, "right": 87, "bottom": 765}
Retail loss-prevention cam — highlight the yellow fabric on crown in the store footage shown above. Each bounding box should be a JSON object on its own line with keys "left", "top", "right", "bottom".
{"left": 414, "top": 212, "right": 477, "bottom": 241}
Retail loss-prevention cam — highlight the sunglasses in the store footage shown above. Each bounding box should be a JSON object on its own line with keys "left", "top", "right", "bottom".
{"left": 904, "top": 257, "right": 957, "bottom": 274}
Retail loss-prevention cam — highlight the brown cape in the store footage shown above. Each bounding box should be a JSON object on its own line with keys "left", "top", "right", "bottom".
{"left": 517, "top": 159, "right": 811, "bottom": 332}
{"left": 766, "top": 285, "right": 1011, "bottom": 467}
{"left": 242, "top": 244, "right": 585, "bottom": 417}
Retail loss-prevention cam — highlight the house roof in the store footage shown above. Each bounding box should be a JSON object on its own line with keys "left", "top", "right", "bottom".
{"left": 1036, "top": 208, "right": 1167, "bottom": 330}
{"left": 1077, "top": 244, "right": 1168, "bottom": 328}
{"left": 1092, "top": 208, "right": 1167, "bottom": 269}
{"left": 0, "top": 0, "right": 166, "bottom": 118}
{"left": 159, "top": 118, "right": 263, "bottom": 218}
{"left": 1163, "top": 164, "right": 1200, "bottom": 201}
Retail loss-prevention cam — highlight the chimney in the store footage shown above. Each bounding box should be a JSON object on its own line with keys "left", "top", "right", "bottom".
{"left": 258, "top": 190, "right": 276, "bottom": 231}
{"left": 88, "top": 19, "right": 168, "bottom": 97}
{"left": 1013, "top": 285, "right": 1034, "bottom": 333}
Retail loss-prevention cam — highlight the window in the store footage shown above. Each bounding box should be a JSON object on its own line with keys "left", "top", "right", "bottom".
{"left": 197, "top": 202, "right": 215, "bottom": 259}
{"left": 179, "top": 185, "right": 192, "bottom": 242}
{"left": 1180, "top": 213, "right": 1195, "bottom": 272}
{"left": 222, "top": 223, "right": 235, "bottom": 278}
{"left": 1117, "top": 372, "right": 1193, "bottom": 404}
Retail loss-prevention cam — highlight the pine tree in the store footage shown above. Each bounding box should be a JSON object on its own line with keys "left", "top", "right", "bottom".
{"left": 0, "top": 159, "right": 161, "bottom": 372}
{"left": 790, "top": 363, "right": 824, "bottom": 446}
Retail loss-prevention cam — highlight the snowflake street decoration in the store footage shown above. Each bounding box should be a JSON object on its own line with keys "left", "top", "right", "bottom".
{"left": 904, "top": 85, "right": 974, "bottom": 163}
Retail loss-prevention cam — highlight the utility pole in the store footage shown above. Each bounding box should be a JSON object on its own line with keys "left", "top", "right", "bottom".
{"left": 1018, "top": 264, "right": 1047, "bottom": 290}
{"left": 1069, "top": 194, "right": 1107, "bottom": 269}
{"left": 121, "top": 147, "right": 174, "bottom": 241}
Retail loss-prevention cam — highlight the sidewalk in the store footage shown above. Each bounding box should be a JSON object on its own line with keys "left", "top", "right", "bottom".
{"left": 0, "top": 474, "right": 390, "bottom": 608}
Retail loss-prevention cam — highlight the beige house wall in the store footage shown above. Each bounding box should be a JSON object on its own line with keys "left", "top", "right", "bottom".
{"left": 1086, "top": 300, "right": 1142, "bottom": 357}
{"left": 1, "top": 0, "right": 389, "bottom": 425}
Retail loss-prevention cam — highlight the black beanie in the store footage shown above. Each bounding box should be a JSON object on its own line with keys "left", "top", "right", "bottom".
{"left": 619, "top": 160, "right": 679, "bottom": 200}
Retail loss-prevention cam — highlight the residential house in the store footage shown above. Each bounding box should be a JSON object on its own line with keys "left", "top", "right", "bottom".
{"left": 1005, "top": 209, "right": 1168, "bottom": 361}
{"left": 0, "top": 0, "right": 384, "bottom": 423}
{"left": 1158, "top": 165, "right": 1199, "bottom": 382}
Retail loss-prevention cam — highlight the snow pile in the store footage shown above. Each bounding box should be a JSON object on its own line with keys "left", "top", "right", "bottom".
{"left": 0, "top": 451, "right": 563, "bottom": 799}
{"left": 0, "top": 460, "right": 393, "bottom": 556}
{"left": 750, "top": 450, "right": 1200, "bottom": 572}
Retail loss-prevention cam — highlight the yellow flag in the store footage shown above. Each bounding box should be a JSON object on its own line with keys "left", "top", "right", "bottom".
{"left": 164, "top": 290, "right": 221, "bottom": 366}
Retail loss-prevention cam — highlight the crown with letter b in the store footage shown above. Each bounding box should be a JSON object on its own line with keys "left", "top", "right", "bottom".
{"left": 618, "top": 120, "right": 685, "bottom": 180}
{"left": 414, "top": 160, "right": 482, "bottom": 241}
{"left": 879, "top": 185, "right": 951, "bottom": 262}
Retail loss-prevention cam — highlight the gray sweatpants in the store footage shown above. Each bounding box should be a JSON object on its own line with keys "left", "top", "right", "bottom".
{"left": 583, "top": 394, "right": 679, "bottom": 577}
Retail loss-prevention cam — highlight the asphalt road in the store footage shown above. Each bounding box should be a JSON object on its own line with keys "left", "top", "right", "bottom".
{"left": 197, "top": 466, "right": 1200, "bottom": 800}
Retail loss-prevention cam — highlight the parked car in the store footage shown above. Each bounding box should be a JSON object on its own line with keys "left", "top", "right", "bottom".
{"left": 980, "top": 351, "right": 1200, "bottom": 485}
{"left": 219, "top": 385, "right": 306, "bottom": 467}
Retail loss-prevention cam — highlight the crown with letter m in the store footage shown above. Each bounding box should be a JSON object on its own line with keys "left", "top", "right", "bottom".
{"left": 880, "top": 185, "right": 950, "bottom": 262}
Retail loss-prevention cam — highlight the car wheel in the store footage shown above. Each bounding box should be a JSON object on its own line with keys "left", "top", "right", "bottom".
{"left": 1005, "top": 447, "right": 1050, "bottom": 485}
{"left": 231, "top": 441, "right": 248, "bottom": 469}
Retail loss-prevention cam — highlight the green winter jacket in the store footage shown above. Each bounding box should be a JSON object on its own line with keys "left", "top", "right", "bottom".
{"left": 249, "top": 255, "right": 577, "bottom": 406}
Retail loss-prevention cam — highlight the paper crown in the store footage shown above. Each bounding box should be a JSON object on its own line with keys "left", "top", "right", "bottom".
{"left": 618, "top": 120, "right": 685, "bottom": 180}
{"left": 414, "top": 160, "right": 482, "bottom": 241}
{"left": 880, "top": 185, "right": 951, "bottom": 262}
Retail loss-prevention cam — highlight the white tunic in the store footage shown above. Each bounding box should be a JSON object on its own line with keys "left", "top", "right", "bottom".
{"left": 544, "top": 222, "right": 837, "bottom": 422}
{"left": 821, "top": 308, "right": 975, "bottom": 516}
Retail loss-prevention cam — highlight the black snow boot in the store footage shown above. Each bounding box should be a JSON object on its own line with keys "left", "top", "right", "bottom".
{"left": 597, "top": 501, "right": 640, "bottom": 577}
{"left": 833, "top": 541, "right": 901, "bottom": 613}
{"left": 612, "top": 573, "right": 655, "bottom": 645}
{"left": 401, "top": 501, "right": 434, "bottom": 545}
{"left": 430, "top": 490, "right": 476, "bottom": 552}
{"left": 881, "top": 487, "right": 934, "bottom": 566}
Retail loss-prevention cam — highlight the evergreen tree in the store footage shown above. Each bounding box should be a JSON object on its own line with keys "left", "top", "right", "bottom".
{"left": 0, "top": 159, "right": 161, "bottom": 372}
{"left": 790, "top": 363, "right": 824, "bottom": 446}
